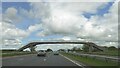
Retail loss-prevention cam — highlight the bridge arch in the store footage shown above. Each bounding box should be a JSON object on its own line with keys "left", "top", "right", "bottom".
{"left": 18, "top": 41, "right": 103, "bottom": 52}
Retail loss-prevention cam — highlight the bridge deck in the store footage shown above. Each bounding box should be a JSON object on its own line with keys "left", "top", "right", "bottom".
{"left": 18, "top": 41, "right": 103, "bottom": 51}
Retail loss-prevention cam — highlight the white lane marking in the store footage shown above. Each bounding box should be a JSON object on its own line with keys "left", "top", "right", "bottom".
{"left": 60, "top": 54, "right": 84, "bottom": 67}
{"left": 44, "top": 59, "right": 46, "bottom": 61}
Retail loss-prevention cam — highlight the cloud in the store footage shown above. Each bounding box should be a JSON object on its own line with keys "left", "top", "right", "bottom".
{"left": 33, "top": 2, "right": 106, "bottom": 36}
{"left": 27, "top": 0, "right": 114, "bottom": 2}
{"left": 1, "top": 21, "right": 29, "bottom": 47}
{"left": 1, "top": 1, "right": 118, "bottom": 49}
{"left": 36, "top": 44, "right": 81, "bottom": 51}
{"left": 31, "top": 1, "right": 118, "bottom": 47}
{"left": 20, "top": 2, "right": 117, "bottom": 43}
{"left": 1, "top": 6, "right": 44, "bottom": 47}
{"left": 86, "top": 1, "right": 118, "bottom": 42}
{"left": 1, "top": 6, "right": 44, "bottom": 48}
{"left": 2, "top": 21, "right": 29, "bottom": 39}
{"left": 3, "top": 39, "right": 22, "bottom": 46}
{"left": 20, "top": 2, "right": 50, "bottom": 20}
{"left": 32, "top": 2, "right": 115, "bottom": 38}
{"left": 28, "top": 24, "right": 43, "bottom": 33}
{"left": 3, "top": 7, "right": 22, "bottom": 23}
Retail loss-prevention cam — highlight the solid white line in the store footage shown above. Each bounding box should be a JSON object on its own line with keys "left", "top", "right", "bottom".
{"left": 60, "top": 54, "right": 84, "bottom": 67}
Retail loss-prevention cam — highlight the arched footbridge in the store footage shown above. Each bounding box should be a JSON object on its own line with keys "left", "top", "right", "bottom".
{"left": 18, "top": 41, "right": 104, "bottom": 52}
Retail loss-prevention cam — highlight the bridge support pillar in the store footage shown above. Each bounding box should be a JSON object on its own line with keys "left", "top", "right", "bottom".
{"left": 29, "top": 46, "right": 36, "bottom": 52}
{"left": 89, "top": 45, "right": 93, "bottom": 53}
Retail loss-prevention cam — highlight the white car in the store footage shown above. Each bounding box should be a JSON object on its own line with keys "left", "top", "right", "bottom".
{"left": 37, "top": 50, "right": 46, "bottom": 57}
{"left": 53, "top": 51, "right": 59, "bottom": 55}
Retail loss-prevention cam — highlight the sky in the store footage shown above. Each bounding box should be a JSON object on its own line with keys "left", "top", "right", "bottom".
{"left": 0, "top": 0, "right": 119, "bottom": 51}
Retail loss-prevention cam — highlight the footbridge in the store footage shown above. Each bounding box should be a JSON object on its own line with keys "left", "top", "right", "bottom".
{"left": 18, "top": 41, "right": 103, "bottom": 52}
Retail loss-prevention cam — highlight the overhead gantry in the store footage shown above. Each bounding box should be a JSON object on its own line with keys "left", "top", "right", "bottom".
{"left": 18, "top": 41, "right": 103, "bottom": 52}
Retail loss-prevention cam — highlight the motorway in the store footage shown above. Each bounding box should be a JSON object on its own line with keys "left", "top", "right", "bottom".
{"left": 2, "top": 53, "right": 81, "bottom": 66}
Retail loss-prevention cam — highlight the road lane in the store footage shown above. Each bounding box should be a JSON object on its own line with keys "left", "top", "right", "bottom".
{"left": 2, "top": 53, "right": 79, "bottom": 66}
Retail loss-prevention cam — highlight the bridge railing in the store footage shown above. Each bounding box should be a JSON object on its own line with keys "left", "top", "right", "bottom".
{"left": 29, "top": 40, "right": 87, "bottom": 42}
{"left": 18, "top": 41, "right": 104, "bottom": 52}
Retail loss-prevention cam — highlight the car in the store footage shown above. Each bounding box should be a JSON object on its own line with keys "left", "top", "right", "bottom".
{"left": 53, "top": 51, "right": 59, "bottom": 55}
{"left": 37, "top": 50, "right": 46, "bottom": 57}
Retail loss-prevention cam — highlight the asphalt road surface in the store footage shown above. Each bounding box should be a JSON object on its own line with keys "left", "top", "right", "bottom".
{"left": 2, "top": 53, "right": 80, "bottom": 66}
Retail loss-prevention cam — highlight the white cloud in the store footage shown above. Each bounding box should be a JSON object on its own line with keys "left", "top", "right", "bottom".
{"left": 2, "top": 1, "right": 118, "bottom": 49}
{"left": 1, "top": 21, "right": 29, "bottom": 48}
{"left": 32, "top": 2, "right": 110, "bottom": 37}
{"left": 27, "top": 0, "right": 115, "bottom": 2}
{"left": 5, "top": 7, "right": 17, "bottom": 16}
{"left": 3, "top": 39, "right": 22, "bottom": 46}
{"left": 2, "top": 21, "right": 29, "bottom": 40}
{"left": 62, "top": 37, "right": 71, "bottom": 41}
{"left": 3, "top": 7, "right": 22, "bottom": 23}
{"left": 33, "top": 2, "right": 106, "bottom": 37}
{"left": 86, "top": 1, "right": 118, "bottom": 42}
{"left": 31, "top": 2, "right": 118, "bottom": 47}
{"left": 36, "top": 44, "right": 82, "bottom": 51}
{"left": 28, "top": 24, "right": 42, "bottom": 33}
{"left": 1, "top": 6, "right": 44, "bottom": 48}
{"left": 20, "top": 2, "right": 117, "bottom": 42}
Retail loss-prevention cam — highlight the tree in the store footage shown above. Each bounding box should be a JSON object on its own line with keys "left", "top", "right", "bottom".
{"left": 67, "top": 49, "right": 72, "bottom": 52}
{"left": 46, "top": 48, "right": 53, "bottom": 52}
{"left": 72, "top": 47, "right": 77, "bottom": 51}
{"left": 77, "top": 48, "right": 82, "bottom": 51}
{"left": 82, "top": 44, "right": 89, "bottom": 52}
{"left": 58, "top": 49, "right": 65, "bottom": 52}
{"left": 108, "top": 46, "right": 117, "bottom": 50}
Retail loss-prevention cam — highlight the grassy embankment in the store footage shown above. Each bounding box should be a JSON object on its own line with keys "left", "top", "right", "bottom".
{"left": 76, "top": 49, "right": 119, "bottom": 56}
{"left": 0, "top": 50, "right": 36, "bottom": 57}
{"left": 61, "top": 52, "right": 118, "bottom": 67}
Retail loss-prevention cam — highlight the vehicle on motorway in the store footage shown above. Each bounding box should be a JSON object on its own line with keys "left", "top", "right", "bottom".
{"left": 37, "top": 50, "right": 46, "bottom": 57}
{"left": 53, "top": 51, "right": 59, "bottom": 55}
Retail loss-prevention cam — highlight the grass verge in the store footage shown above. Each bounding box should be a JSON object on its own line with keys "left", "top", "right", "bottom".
{"left": 2, "top": 52, "right": 36, "bottom": 57}
{"left": 77, "top": 49, "right": 119, "bottom": 56}
{"left": 61, "top": 52, "right": 118, "bottom": 68}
